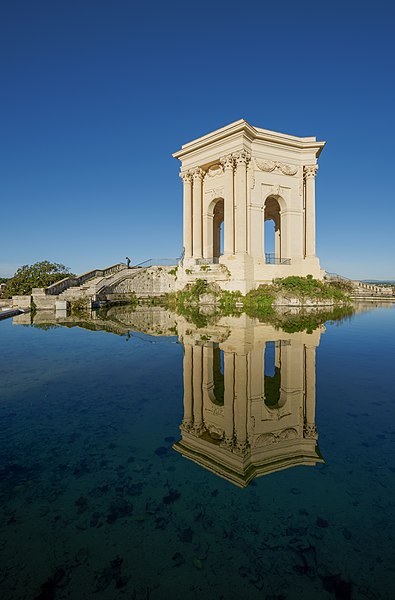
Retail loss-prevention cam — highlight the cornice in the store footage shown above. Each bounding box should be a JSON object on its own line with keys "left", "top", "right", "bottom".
{"left": 173, "top": 119, "right": 326, "bottom": 161}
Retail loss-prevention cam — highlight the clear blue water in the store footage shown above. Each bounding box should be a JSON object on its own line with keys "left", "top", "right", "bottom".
{"left": 1, "top": 304, "right": 395, "bottom": 599}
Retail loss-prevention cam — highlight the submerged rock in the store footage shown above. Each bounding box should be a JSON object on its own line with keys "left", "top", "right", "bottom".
{"left": 322, "top": 574, "right": 352, "bottom": 599}
{"left": 163, "top": 489, "right": 180, "bottom": 504}
{"left": 193, "top": 558, "right": 204, "bottom": 569}
{"left": 179, "top": 526, "right": 194, "bottom": 542}
{"left": 316, "top": 517, "right": 329, "bottom": 528}
{"left": 172, "top": 552, "right": 185, "bottom": 567}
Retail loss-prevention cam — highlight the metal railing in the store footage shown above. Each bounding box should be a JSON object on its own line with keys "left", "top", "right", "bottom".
{"left": 325, "top": 272, "right": 352, "bottom": 282}
{"left": 45, "top": 263, "right": 125, "bottom": 295}
{"left": 265, "top": 253, "right": 291, "bottom": 265}
{"left": 134, "top": 258, "right": 180, "bottom": 268}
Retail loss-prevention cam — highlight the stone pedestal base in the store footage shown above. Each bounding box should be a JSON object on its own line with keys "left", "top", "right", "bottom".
{"left": 177, "top": 254, "right": 323, "bottom": 295}
{"left": 220, "top": 254, "right": 254, "bottom": 294}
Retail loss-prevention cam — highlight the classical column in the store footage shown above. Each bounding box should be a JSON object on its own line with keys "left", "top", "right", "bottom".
{"left": 192, "top": 167, "right": 204, "bottom": 259}
{"left": 304, "top": 345, "right": 317, "bottom": 438}
{"left": 192, "top": 344, "right": 203, "bottom": 434}
{"left": 234, "top": 150, "right": 250, "bottom": 255}
{"left": 180, "top": 171, "right": 193, "bottom": 258}
{"left": 223, "top": 351, "right": 235, "bottom": 447}
{"left": 202, "top": 345, "right": 213, "bottom": 394}
{"left": 275, "top": 225, "right": 281, "bottom": 261}
{"left": 304, "top": 165, "right": 318, "bottom": 258}
{"left": 249, "top": 346, "right": 263, "bottom": 400}
{"left": 234, "top": 353, "right": 248, "bottom": 452}
{"left": 220, "top": 155, "right": 235, "bottom": 255}
{"left": 202, "top": 213, "right": 213, "bottom": 259}
{"left": 182, "top": 343, "right": 193, "bottom": 431}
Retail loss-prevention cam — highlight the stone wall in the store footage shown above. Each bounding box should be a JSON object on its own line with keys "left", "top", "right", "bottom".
{"left": 12, "top": 295, "right": 32, "bottom": 309}
{"left": 32, "top": 289, "right": 59, "bottom": 310}
{"left": 102, "top": 266, "right": 177, "bottom": 299}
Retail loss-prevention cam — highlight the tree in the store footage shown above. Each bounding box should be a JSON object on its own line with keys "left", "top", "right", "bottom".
{"left": 2, "top": 261, "right": 73, "bottom": 297}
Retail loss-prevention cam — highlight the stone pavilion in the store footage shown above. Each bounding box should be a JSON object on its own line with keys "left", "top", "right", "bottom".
{"left": 173, "top": 119, "right": 325, "bottom": 293}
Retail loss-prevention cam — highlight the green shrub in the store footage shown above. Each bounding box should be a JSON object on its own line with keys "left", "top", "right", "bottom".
{"left": 70, "top": 296, "right": 90, "bottom": 315}
{"left": 3, "top": 261, "right": 73, "bottom": 297}
{"left": 273, "top": 276, "right": 350, "bottom": 301}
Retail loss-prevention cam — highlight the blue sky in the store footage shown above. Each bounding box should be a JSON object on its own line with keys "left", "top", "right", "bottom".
{"left": 1, "top": 0, "right": 394, "bottom": 280}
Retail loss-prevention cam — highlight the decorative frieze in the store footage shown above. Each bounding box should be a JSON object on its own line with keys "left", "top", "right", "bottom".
{"left": 254, "top": 427, "right": 298, "bottom": 447}
{"left": 255, "top": 159, "right": 298, "bottom": 176}
{"left": 207, "top": 164, "right": 223, "bottom": 177}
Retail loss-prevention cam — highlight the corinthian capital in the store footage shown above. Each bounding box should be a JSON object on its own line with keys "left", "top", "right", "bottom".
{"left": 304, "top": 165, "right": 318, "bottom": 179}
{"left": 219, "top": 154, "right": 235, "bottom": 171}
{"left": 190, "top": 167, "right": 205, "bottom": 181}
{"left": 233, "top": 149, "right": 251, "bottom": 166}
{"left": 179, "top": 171, "right": 192, "bottom": 184}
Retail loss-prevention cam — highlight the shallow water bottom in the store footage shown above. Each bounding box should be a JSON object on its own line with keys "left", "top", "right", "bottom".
{"left": 0, "top": 306, "right": 395, "bottom": 599}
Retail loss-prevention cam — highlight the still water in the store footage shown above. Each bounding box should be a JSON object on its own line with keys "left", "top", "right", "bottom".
{"left": 0, "top": 304, "right": 394, "bottom": 599}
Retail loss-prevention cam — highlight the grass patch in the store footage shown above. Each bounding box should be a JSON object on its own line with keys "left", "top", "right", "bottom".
{"left": 273, "top": 275, "right": 351, "bottom": 301}
{"left": 164, "top": 276, "right": 351, "bottom": 331}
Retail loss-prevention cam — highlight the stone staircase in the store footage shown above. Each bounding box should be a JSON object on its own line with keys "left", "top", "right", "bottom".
{"left": 58, "top": 268, "right": 137, "bottom": 301}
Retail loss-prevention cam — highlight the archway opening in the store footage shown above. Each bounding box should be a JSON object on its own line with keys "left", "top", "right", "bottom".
{"left": 264, "top": 219, "right": 275, "bottom": 256}
{"left": 213, "top": 198, "right": 224, "bottom": 261}
{"left": 264, "top": 341, "right": 281, "bottom": 408}
{"left": 264, "top": 196, "right": 281, "bottom": 264}
{"left": 213, "top": 347, "right": 224, "bottom": 405}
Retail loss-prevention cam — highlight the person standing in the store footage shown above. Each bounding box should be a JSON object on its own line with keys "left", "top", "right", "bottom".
{"left": 125, "top": 256, "right": 131, "bottom": 268}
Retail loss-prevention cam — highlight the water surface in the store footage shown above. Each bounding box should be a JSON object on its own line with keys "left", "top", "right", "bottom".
{"left": 0, "top": 304, "right": 394, "bottom": 599}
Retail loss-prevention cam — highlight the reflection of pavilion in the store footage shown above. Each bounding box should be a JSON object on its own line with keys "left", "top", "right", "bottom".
{"left": 174, "top": 316, "right": 324, "bottom": 487}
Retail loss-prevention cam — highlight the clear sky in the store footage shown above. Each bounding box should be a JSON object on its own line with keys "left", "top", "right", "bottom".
{"left": 1, "top": 0, "right": 394, "bottom": 280}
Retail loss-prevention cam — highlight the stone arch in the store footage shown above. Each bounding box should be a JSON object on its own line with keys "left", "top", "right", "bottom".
{"left": 206, "top": 197, "right": 224, "bottom": 261}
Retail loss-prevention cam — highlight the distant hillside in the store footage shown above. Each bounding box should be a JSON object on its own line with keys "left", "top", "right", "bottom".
{"left": 362, "top": 280, "right": 395, "bottom": 285}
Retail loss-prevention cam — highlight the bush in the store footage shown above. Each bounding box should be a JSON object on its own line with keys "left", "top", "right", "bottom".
{"left": 273, "top": 276, "right": 350, "bottom": 301}
{"left": 70, "top": 296, "right": 90, "bottom": 315}
{"left": 3, "top": 261, "right": 73, "bottom": 297}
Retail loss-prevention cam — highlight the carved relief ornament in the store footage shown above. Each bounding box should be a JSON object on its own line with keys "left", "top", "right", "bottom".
{"left": 233, "top": 149, "right": 251, "bottom": 165}
{"left": 303, "top": 165, "right": 319, "bottom": 179}
{"left": 303, "top": 423, "right": 318, "bottom": 439}
{"left": 207, "top": 164, "right": 223, "bottom": 177}
{"left": 255, "top": 159, "right": 298, "bottom": 176}
{"left": 253, "top": 427, "right": 298, "bottom": 447}
{"left": 190, "top": 167, "right": 205, "bottom": 180}
{"left": 180, "top": 171, "right": 192, "bottom": 184}
{"left": 248, "top": 161, "right": 255, "bottom": 189}
{"left": 206, "top": 187, "right": 224, "bottom": 200}
{"left": 219, "top": 155, "right": 235, "bottom": 170}
{"left": 270, "top": 184, "right": 282, "bottom": 197}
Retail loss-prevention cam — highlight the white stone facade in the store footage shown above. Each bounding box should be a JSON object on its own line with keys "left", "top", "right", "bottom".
{"left": 173, "top": 119, "right": 325, "bottom": 293}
